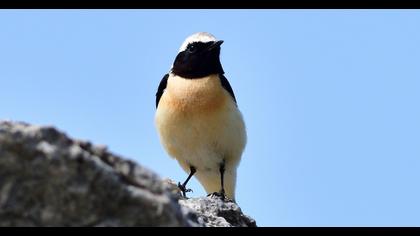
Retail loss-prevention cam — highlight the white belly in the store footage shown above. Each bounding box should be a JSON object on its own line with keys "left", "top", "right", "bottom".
{"left": 156, "top": 101, "right": 245, "bottom": 170}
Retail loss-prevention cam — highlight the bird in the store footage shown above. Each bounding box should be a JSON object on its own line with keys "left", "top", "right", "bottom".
{"left": 154, "top": 32, "right": 246, "bottom": 201}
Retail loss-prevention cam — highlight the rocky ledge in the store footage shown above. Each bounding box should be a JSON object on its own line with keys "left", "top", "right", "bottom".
{"left": 0, "top": 121, "right": 256, "bottom": 227}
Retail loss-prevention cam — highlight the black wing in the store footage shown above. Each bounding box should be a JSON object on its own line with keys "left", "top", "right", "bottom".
{"left": 156, "top": 74, "right": 169, "bottom": 108}
{"left": 220, "top": 74, "right": 237, "bottom": 105}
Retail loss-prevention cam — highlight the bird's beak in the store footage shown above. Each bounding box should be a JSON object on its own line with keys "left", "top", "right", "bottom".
{"left": 208, "top": 40, "right": 224, "bottom": 51}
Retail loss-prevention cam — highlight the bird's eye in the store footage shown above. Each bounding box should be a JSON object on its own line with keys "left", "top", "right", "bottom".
{"left": 187, "top": 44, "right": 197, "bottom": 53}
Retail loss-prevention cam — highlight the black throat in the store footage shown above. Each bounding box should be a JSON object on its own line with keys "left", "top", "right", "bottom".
{"left": 171, "top": 41, "right": 225, "bottom": 79}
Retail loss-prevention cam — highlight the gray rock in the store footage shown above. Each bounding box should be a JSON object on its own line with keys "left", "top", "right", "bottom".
{"left": 163, "top": 179, "right": 256, "bottom": 227}
{"left": 0, "top": 121, "right": 256, "bottom": 227}
{"left": 180, "top": 196, "right": 257, "bottom": 227}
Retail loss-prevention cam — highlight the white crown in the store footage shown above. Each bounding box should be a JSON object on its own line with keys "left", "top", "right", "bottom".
{"left": 178, "top": 32, "right": 218, "bottom": 52}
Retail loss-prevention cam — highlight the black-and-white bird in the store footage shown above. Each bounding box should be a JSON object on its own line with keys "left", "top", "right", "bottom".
{"left": 155, "top": 32, "right": 246, "bottom": 201}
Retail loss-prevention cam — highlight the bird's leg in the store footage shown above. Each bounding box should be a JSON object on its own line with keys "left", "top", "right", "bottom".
{"left": 219, "top": 160, "right": 226, "bottom": 198}
{"left": 207, "top": 160, "right": 227, "bottom": 200}
{"left": 178, "top": 166, "right": 196, "bottom": 198}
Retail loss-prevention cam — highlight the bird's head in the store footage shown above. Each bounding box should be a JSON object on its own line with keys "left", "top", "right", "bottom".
{"left": 171, "top": 32, "right": 224, "bottom": 79}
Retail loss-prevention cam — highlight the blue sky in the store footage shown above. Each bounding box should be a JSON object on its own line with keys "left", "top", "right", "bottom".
{"left": 1, "top": 10, "right": 420, "bottom": 226}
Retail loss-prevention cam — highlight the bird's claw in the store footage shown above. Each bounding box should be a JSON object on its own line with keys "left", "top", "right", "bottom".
{"left": 177, "top": 182, "right": 193, "bottom": 198}
{"left": 207, "top": 190, "right": 228, "bottom": 201}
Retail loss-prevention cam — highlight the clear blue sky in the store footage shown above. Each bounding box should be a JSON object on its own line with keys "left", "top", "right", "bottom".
{"left": 1, "top": 10, "right": 420, "bottom": 226}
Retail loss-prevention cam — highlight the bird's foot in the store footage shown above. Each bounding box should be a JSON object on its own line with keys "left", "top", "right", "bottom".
{"left": 207, "top": 189, "right": 229, "bottom": 201}
{"left": 177, "top": 182, "right": 193, "bottom": 198}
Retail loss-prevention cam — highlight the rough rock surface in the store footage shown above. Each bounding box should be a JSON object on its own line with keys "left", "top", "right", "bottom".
{"left": 163, "top": 179, "right": 256, "bottom": 227}
{"left": 0, "top": 121, "right": 256, "bottom": 227}
{"left": 180, "top": 197, "right": 256, "bottom": 227}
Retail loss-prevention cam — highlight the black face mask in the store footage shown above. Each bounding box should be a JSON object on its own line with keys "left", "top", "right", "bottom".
{"left": 172, "top": 41, "right": 225, "bottom": 79}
